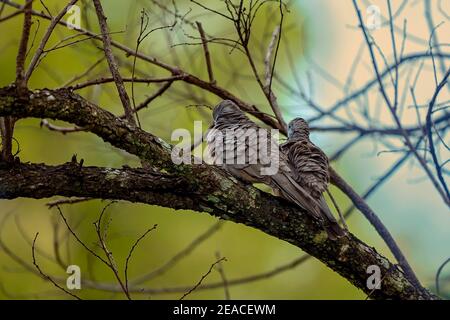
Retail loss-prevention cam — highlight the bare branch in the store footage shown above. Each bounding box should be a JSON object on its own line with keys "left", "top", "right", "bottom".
{"left": 196, "top": 21, "right": 215, "bottom": 83}
{"left": 131, "top": 222, "right": 222, "bottom": 285}
{"left": 93, "top": 202, "right": 131, "bottom": 299}
{"left": 425, "top": 68, "right": 450, "bottom": 201}
{"left": 15, "top": 0, "right": 32, "bottom": 90}
{"left": 179, "top": 257, "right": 227, "bottom": 300}
{"left": 40, "top": 119, "right": 84, "bottom": 134}
{"left": 25, "top": 0, "right": 78, "bottom": 82}
{"left": 92, "top": 0, "right": 134, "bottom": 124}
{"left": 264, "top": 26, "right": 280, "bottom": 89}
{"left": 124, "top": 224, "right": 158, "bottom": 293}
{"left": 215, "top": 251, "right": 230, "bottom": 300}
{"left": 352, "top": 0, "right": 449, "bottom": 207}
{"left": 31, "top": 232, "right": 82, "bottom": 300}
{"left": 70, "top": 75, "right": 184, "bottom": 91}
{"left": 436, "top": 257, "right": 450, "bottom": 296}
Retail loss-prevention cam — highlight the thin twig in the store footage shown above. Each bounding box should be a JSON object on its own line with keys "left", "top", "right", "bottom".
{"left": 387, "top": 0, "right": 399, "bottom": 110}
{"left": 436, "top": 257, "right": 450, "bottom": 296}
{"left": 268, "top": 1, "right": 284, "bottom": 92}
{"left": 353, "top": 0, "right": 448, "bottom": 208}
{"left": 425, "top": 68, "right": 450, "bottom": 201}
{"left": 62, "top": 57, "right": 104, "bottom": 87}
{"left": 51, "top": 215, "right": 66, "bottom": 270}
{"left": 127, "top": 81, "right": 174, "bottom": 117}
{"left": 71, "top": 75, "right": 183, "bottom": 90}
{"left": 264, "top": 25, "right": 280, "bottom": 88}
{"left": 131, "top": 221, "right": 223, "bottom": 285}
{"left": 93, "top": 201, "right": 131, "bottom": 300}
{"left": 32, "top": 232, "right": 82, "bottom": 300}
{"left": 326, "top": 189, "right": 348, "bottom": 230}
{"left": 179, "top": 257, "right": 226, "bottom": 300}
{"left": 25, "top": 0, "right": 78, "bottom": 82}
{"left": 55, "top": 205, "right": 110, "bottom": 266}
{"left": 196, "top": 21, "right": 215, "bottom": 83}
{"left": 40, "top": 119, "right": 85, "bottom": 134}
{"left": 124, "top": 224, "right": 158, "bottom": 293}
{"left": 46, "top": 197, "right": 92, "bottom": 208}
{"left": 215, "top": 251, "right": 230, "bottom": 300}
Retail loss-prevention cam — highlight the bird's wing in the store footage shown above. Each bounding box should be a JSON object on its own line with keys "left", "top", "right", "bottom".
{"left": 272, "top": 157, "right": 345, "bottom": 239}
{"left": 287, "top": 140, "right": 330, "bottom": 197}
{"left": 208, "top": 120, "right": 271, "bottom": 183}
{"left": 226, "top": 123, "right": 276, "bottom": 183}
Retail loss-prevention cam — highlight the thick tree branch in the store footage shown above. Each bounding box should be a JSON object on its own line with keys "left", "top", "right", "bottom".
{"left": 0, "top": 162, "right": 192, "bottom": 204}
{"left": 0, "top": 86, "right": 438, "bottom": 299}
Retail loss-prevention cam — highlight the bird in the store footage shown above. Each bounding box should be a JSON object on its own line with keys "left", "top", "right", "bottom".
{"left": 206, "top": 100, "right": 343, "bottom": 239}
{"left": 281, "top": 117, "right": 345, "bottom": 238}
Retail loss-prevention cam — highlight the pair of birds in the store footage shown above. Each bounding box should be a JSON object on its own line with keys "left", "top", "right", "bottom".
{"left": 206, "top": 100, "right": 345, "bottom": 239}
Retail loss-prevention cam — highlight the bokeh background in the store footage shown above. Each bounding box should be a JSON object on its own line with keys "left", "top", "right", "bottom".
{"left": 0, "top": 0, "right": 449, "bottom": 299}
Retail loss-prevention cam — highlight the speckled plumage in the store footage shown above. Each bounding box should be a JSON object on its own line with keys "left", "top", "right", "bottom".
{"left": 207, "top": 101, "right": 342, "bottom": 239}
{"left": 281, "top": 118, "right": 344, "bottom": 239}
{"left": 282, "top": 118, "right": 330, "bottom": 199}
{"left": 206, "top": 100, "right": 286, "bottom": 185}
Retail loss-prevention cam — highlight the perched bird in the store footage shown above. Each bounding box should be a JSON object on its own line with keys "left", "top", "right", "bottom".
{"left": 281, "top": 117, "right": 344, "bottom": 238}
{"left": 206, "top": 100, "right": 343, "bottom": 239}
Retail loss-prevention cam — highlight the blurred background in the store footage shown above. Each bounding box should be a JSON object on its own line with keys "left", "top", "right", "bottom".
{"left": 0, "top": 0, "right": 449, "bottom": 299}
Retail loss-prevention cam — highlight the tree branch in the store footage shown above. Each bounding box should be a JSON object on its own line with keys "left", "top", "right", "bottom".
{"left": 92, "top": 0, "right": 134, "bottom": 124}
{"left": 0, "top": 86, "right": 438, "bottom": 300}
{"left": 24, "top": 0, "right": 78, "bottom": 82}
{"left": 196, "top": 21, "right": 215, "bottom": 84}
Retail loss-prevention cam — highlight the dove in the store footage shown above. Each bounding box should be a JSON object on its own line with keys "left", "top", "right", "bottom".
{"left": 281, "top": 117, "right": 345, "bottom": 238}
{"left": 206, "top": 100, "right": 343, "bottom": 239}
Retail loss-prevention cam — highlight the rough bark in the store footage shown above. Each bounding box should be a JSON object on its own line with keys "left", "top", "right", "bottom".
{"left": 0, "top": 85, "right": 438, "bottom": 299}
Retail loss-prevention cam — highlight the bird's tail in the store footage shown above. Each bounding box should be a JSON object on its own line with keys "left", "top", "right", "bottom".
{"left": 318, "top": 196, "right": 345, "bottom": 240}
{"left": 270, "top": 173, "right": 322, "bottom": 219}
{"left": 270, "top": 173, "right": 345, "bottom": 240}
